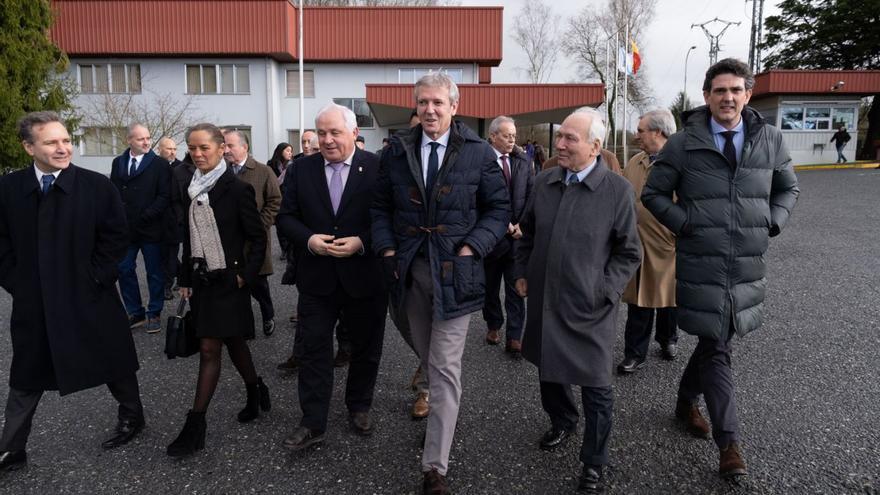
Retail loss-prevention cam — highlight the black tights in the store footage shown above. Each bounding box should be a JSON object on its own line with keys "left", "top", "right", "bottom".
{"left": 192, "top": 337, "right": 258, "bottom": 413}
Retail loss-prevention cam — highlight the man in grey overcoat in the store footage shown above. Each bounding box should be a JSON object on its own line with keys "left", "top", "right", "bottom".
{"left": 0, "top": 112, "right": 145, "bottom": 472}
{"left": 515, "top": 107, "right": 641, "bottom": 494}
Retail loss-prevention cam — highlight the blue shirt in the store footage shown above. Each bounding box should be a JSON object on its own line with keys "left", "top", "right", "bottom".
{"left": 710, "top": 117, "right": 745, "bottom": 164}
{"left": 565, "top": 155, "right": 599, "bottom": 184}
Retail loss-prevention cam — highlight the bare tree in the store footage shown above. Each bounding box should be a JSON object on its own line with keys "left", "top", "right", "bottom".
{"left": 511, "top": 0, "right": 560, "bottom": 84}
{"left": 563, "top": 0, "right": 656, "bottom": 142}
{"left": 81, "top": 89, "right": 208, "bottom": 146}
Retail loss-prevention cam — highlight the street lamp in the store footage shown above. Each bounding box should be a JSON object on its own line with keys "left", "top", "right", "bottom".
{"left": 683, "top": 45, "right": 697, "bottom": 101}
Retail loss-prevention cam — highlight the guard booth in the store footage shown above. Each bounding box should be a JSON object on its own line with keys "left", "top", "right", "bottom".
{"left": 749, "top": 70, "right": 880, "bottom": 165}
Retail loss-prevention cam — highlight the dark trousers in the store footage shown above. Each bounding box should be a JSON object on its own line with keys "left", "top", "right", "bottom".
{"left": 0, "top": 374, "right": 144, "bottom": 451}
{"left": 163, "top": 242, "right": 180, "bottom": 289}
{"left": 118, "top": 242, "right": 165, "bottom": 318}
{"left": 623, "top": 305, "right": 678, "bottom": 360}
{"left": 539, "top": 381, "right": 613, "bottom": 467}
{"left": 295, "top": 287, "right": 386, "bottom": 432}
{"left": 482, "top": 253, "right": 525, "bottom": 340}
{"left": 250, "top": 274, "right": 275, "bottom": 322}
{"left": 678, "top": 325, "right": 739, "bottom": 448}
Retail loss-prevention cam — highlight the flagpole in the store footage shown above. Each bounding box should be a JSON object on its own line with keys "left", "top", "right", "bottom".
{"left": 623, "top": 23, "right": 629, "bottom": 165}
{"left": 613, "top": 32, "right": 619, "bottom": 152}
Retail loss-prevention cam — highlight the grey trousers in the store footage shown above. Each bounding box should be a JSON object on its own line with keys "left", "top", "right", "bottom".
{"left": 0, "top": 374, "right": 144, "bottom": 451}
{"left": 405, "top": 257, "right": 471, "bottom": 475}
{"left": 389, "top": 297, "right": 428, "bottom": 395}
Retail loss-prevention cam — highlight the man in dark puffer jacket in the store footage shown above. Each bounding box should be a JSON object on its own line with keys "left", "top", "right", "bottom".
{"left": 371, "top": 72, "right": 509, "bottom": 495}
{"left": 642, "top": 58, "right": 799, "bottom": 481}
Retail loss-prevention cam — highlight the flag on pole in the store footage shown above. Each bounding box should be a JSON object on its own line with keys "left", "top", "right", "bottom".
{"left": 631, "top": 39, "right": 641, "bottom": 74}
{"left": 618, "top": 46, "right": 628, "bottom": 74}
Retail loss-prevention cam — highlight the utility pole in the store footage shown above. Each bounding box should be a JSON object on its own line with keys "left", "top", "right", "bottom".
{"left": 692, "top": 18, "right": 741, "bottom": 65}
{"left": 747, "top": 0, "right": 766, "bottom": 72}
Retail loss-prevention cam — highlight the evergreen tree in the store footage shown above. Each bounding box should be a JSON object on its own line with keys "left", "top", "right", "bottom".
{"left": 0, "top": 0, "right": 78, "bottom": 171}
{"left": 761, "top": 0, "right": 880, "bottom": 159}
{"left": 669, "top": 91, "right": 694, "bottom": 131}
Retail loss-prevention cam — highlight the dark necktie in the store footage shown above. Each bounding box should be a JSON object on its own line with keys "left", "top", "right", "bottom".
{"left": 500, "top": 155, "right": 511, "bottom": 186}
{"left": 129, "top": 157, "right": 138, "bottom": 177}
{"left": 426, "top": 142, "right": 440, "bottom": 193}
{"left": 721, "top": 130, "right": 737, "bottom": 169}
{"left": 567, "top": 173, "right": 580, "bottom": 186}
{"left": 41, "top": 175, "right": 55, "bottom": 195}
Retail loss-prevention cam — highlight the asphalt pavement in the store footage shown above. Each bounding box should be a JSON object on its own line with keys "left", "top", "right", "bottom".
{"left": 0, "top": 168, "right": 878, "bottom": 494}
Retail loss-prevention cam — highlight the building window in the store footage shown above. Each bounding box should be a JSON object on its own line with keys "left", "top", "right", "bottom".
{"left": 186, "top": 64, "right": 249, "bottom": 94}
{"left": 79, "top": 64, "right": 141, "bottom": 94}
{"left": 81, "top": 127, "right": 126, "bottom": 156}
{"left": 780, "top": 106, "right": 804, "bottom": 130}
{"left": 286, "top": 70, "right": 315, "bottom": 97}
{"left": 398, "top": 68, "right": 463, "bottom": 83}
{"left": 832, "top": 108, "right": 856, "bottom": 130}
{"left": 333, "top": 98, "right": 374, "bottom": 128}
{"left": 804, "top": 107, "right": 831, "bottom": 130}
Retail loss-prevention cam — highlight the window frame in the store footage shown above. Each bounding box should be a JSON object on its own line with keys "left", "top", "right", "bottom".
{"left": 332, "top": 97, "right": 375, "bottom": 129}
{"left": 78, "top": 63, "right": 142, "bottom": 94}
{"left": 778, "top": 103, "right": 858, "bottom": 132}
{"left": 185, "top": 64, "right": 250, "bottom": 95}
{"left": 285, "top": 69, "right": 316, "bottom": 98}
{"left": 398, "top": 67, "right": 464, "bottom": 84}
{"left": 80, "top": 126, "right": 127, "bottom": 156}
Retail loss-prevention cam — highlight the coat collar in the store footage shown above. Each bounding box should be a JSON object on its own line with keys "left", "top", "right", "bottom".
{"left": 207, "top": 168, "right": 235, "bottom": 201}
{"left": 681, "top": 105, "right": 766, "bottom": 151}
{"left": 336, "top": 148, "right": 369, "bottom": 217}
{"left": 21, "top": 164, "right": 77, "bottom": 198}
{"left": 547, "top": 154, "right": 609, "bottom": 191}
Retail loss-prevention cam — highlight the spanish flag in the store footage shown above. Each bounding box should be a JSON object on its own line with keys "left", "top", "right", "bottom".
{"left": 631, "top": 39, "right": 641, "bottom": 74}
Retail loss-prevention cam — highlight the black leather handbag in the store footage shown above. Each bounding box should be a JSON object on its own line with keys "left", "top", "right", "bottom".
{"left": 164, "top": 298, "right": 198, "bottom": 359}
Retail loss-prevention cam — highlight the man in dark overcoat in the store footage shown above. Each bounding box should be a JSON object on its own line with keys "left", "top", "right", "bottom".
{"left": 156, "top": 136, "right": 183, "bottom": 300}
{"left": 642, "top": 58, "right": 799, "bottom": 480}
{"left": 0, "top": 112, "right": 145, "bottom": 472}
{"left": 481, "top": 115, "right": 533, "bottom": 357}
{"left": 110, "top": 123, "right": 171, "bottom": 333}
{"left": 514, "top": 107, "right": 641, "bottom": 494}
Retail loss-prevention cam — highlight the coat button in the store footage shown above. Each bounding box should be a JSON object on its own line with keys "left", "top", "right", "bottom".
{"left": 333, "top": 226, "right": 339, "bottom": 231}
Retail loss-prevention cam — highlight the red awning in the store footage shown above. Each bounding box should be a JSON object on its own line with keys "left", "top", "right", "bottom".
{"left": 366, "top": 84, "right": 605, "bottom": 126}
{"left": 752, "top": 70, "right": 880, "bottom": 99}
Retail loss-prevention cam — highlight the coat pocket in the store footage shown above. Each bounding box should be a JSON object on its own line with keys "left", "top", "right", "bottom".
{"left": 452, "top": 255, "right": 485, "bottom": 303}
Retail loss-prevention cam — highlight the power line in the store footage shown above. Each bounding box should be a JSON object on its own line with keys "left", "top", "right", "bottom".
{"left": 691, "top": 17, "right": 742, "bottom": 65}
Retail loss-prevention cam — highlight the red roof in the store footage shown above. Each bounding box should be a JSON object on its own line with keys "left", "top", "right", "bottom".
{"left": 366, "top": 83, "right": 605, "bottom": 125}
{"left": 49, "top": 1, "right": 503, "bottom": 64}
{"left": 752, "top": 70, "right": 880, "bottom": 99}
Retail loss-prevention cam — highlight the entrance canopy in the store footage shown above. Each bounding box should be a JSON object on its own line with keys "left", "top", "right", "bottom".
{"left": 366, "top": 83, "right": 605, "bottom": 127}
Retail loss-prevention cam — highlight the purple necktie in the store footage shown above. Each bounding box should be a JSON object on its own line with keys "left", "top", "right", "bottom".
{"left": 328, "top": 162, "right": 344, "bottom": 214}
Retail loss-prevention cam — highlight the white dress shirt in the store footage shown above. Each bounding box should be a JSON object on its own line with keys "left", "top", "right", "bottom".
{"left": 33, "top": 163, "right": 62, "bottom": 187}
{"left": 323, "top": 150, "right": 356, "bottom": 189}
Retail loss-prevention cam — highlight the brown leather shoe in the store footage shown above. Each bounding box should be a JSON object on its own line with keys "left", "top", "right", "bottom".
{"left": 422, "top": 468, "right": 450, "bottom": 495}
{"left": 486, "top": 328, "right": 502, "bottom": 345}
{"left": 675, "top": 399, "right": 711, "bottom": 439}
{"left": 719, "top": 441, "right": 748, "bottom": 478}
{"left": 505, "top": 339, "right": 522, "bottom": 357}
{"left": 348, "top": 411, "right": 374, "bottom": 436}
{"left": 411, "top": 392, "right": 429, "bottom": 420}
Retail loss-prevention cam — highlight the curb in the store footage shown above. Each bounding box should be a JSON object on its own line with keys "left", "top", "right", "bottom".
{"left": 794, "top": 162, "right": 879, "bottom": 171}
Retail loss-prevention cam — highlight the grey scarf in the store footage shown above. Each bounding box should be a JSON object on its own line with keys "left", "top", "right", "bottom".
{"left": 187, "top": 160, "right": 228, "bottom": 271}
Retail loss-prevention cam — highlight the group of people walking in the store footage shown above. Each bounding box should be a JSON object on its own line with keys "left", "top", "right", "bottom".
{"left": 0, "top": 58, "right": 799, "bottom": 494}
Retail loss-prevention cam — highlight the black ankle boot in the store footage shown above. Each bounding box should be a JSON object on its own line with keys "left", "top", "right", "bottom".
{"left": 167, "top": 410, "right": 206, "bottom": 457}
{"left": 238, "top": 377, "right": 270, "bottom": 423}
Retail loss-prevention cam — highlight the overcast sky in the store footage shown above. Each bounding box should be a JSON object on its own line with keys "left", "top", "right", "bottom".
{"left": 458, "top": 0, "right": 781, "bottom": 121}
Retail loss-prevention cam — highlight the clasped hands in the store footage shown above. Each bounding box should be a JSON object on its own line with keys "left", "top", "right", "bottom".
{"left": 308, "top": 234, "right": 364, "bottom": 257}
